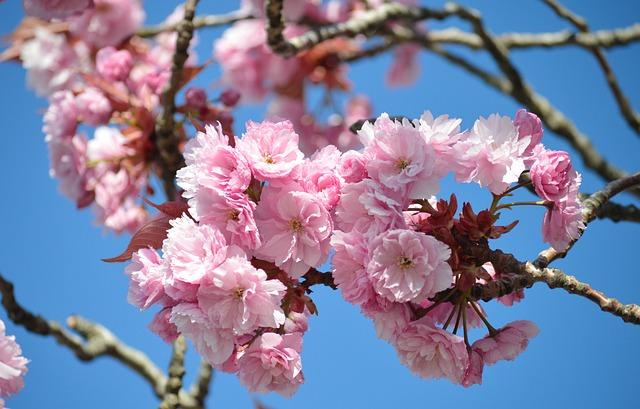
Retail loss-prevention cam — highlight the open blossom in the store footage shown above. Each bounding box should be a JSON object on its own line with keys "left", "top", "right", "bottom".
{"left": 472, "top": 320, "right": 539, "bottom": 365}
{"left": 162, "top": 215, "right": 230, "bottom": 301}
{"left": 92, "top": 169, "right": 145, "bottom": 233}
{"left": 193, "top": 191, "right": 261, "bottom": 252}
{"left": 360, "top": 114, "right": 438, "bottom": 198}
{"left": 75, "top": 88, "right": 112, "bottom": 126}
{"left": 367, "top": 229, "right": 453, "bottom": 303}
{"left": 20, "top": 28, "right": 81, "bottom": 97}
{"left": 43, "top": 91, "right": 78, "bottom": 140}
{"left": 331, "top": 230, "right": 375, "bottom": 306}
{"left": 96, "top": 47, "right": 133, "bottom": 82}
{"left": 542, "top": 197, "right": 584, "bottom": 251}
{"left": 69, "top": 0, "right": 145, "bottom": 48}
{"left": 214, "top": 20, "right": 298, "bottom": 102}
{"left": 237, "top": 332, "right": 304, "bottom": 397}
{"left": 178, "top": 123, "right": 251, "bottom": 198}
{"left": 197, "top": 254, "right": 286, "bottom": 335}
{"left": 255, "top": 183, "right": 332, "bottom": 278}
{"left": 394, "top": 317, "right": 469, "bottom": 383}
{"left": 0, "top": 320, "right": 28, "bottom": 398}
{"left": 372, "top": 303, "right": 411, "bottom": 343}
{"left": 149, "top": 308, "right": 178, "bottom": 344}
{"left": 87, "top": 126, "right": 135, "bottom": 162}
{"left": 125, "top": 248, "right": 167, "bottom": 310}
{"left": 415, "top": 111, "right": 464, "bottom": 176}
{"left": 335, "top": 179, "right": 406, "bottom": 233}
{"left": 23, "top": 0, "right": 93, "bottom": 20}
{"left": 513, "top": 109, "right": 543, "bottom": 158}
{"left": 338, "top": 150, "right": 367, "bottom": 183}
{"left": 455, "top": 114, "right": 530, "bottom": 194}
{"left": 236, "top": 120, "right": 304, "bottom": 183}
{"left": 170, "top": 303, "right": 235, "bottom": 365}
{"left": 47, "top": 133, "right": 89, "bottom": 203}
{"left": 530, "top": 146, "right": 579, "bottom": 202}
{"left": 386, "top": 43, "right": 420, "bottom": 87}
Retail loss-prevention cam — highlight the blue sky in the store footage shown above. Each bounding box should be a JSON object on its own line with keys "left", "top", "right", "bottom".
{"left": 0, "top": 1, "right": 638, "bottom": 408}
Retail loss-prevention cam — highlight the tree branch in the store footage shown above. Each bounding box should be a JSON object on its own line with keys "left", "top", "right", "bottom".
{"left": 137, "top": 9, "right": 251, "bottom": 38}
{"left": 543, "top": 0, "right": 640, "bottom": 135}
{"left": 469, "top": 261, "right": 640, "bottom": 325}
{"left": 415, "top": 2, "right": 640, "bottom": 198}
{"left": 154, "top": 0, "right": 199, "bottom": 200}
{"left": 265, "top": 0, "right": 454, "bottom": 57}
{"left": 188, "top": 360, "right": 213, "bottom": 408}
{"left": 423, "top": 24, "right": 640, "bottom": 50}
{"left": 159, "top": 336, "right": 188, "bottom": 409}
{"left": 0, "top": 273, "right": 168, "bottom": 399}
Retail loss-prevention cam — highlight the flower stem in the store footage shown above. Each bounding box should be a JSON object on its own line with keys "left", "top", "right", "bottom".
{"left": 470, "top": 301, "right": 498, "bottom": 336}
{"left": 494, "top": 200, "right": 553, "bottom": 212}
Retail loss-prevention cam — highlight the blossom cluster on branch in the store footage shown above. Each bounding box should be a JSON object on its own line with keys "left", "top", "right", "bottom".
{"left": 2, "top": 0, "right": 637, "bottom": 406}
{"left": 115, "top": 106, "right": 582, "bottom": 394}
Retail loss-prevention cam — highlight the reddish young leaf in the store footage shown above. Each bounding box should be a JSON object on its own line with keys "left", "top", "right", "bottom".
{"left": 102, "top": 214, "right": 172, "bottom": 262}
{"left": 142, "top": 198, "right": 189, "bottom": 218}
{"left": 104, "top": 199, "right": 190, "bottom": 262}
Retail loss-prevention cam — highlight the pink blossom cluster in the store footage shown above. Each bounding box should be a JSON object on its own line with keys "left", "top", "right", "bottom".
{"left": 125, "top": 121, "right": 346, "bottom": 396}
{"left": 11, "top": 2, "right": 241, "bottom": 233}
{"left": 214, "top": 0, "right": 423, "bottom": 155}
{"left": 0, "top": 320, "right": 29, "bottom": 408}
{"left": 118, "top": 108, "right": 583, "bottom": 393}
{"left": 330, "top": 110, "right": 577, "bottom": 385}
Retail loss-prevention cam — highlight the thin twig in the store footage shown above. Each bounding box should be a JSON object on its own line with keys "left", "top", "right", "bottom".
{"left": 0, "top": 273, "right": 168, "bottom": 400}
{"left": 265, "top": 0, "right": 454, "bottom": 57}
{"left": 189, "top": 360, "right": 213, "bottom": 408}
{"left": 159, "top": 336, "right": 188, "bottom": 409}
{"left": 154, "top": 0, "right": 200, "bottom": 200}
{"left": 543, "top": 0, "right": 640, "bottom": 134}
{"left": 138, "top": 9, "right": 251, "bottom": 38}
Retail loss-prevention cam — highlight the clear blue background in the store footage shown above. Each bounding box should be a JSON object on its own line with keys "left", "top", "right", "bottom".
{"left": 1, "top": 1, "right": 638, "bottom": 408}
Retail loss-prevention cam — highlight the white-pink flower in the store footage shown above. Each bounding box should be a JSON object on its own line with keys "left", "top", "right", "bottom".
{"left": 237, "top": 332, "right": 304, "bottom": 397}
{"left": 23, "top": 0, "right": 93, "bottom": 20}
{"left": 462, "top": 348, "right": 484, "bottom": 387}
{"left": 192, "top": 191, "right": 261, "bottom": 253}
{"left": 0, "top": 320, "right": 28, "bottom": 398}
{"left": 214, "top": 20, "right": 298, "bottom": 102}
{"left": 415, "top": 111, "right": 464, "bottom": 177}
{"left": 162, "top": 215, "right": 230, "bottom": 302}
{"left": 367, "top": 229, "right": 453, "bottom": 303}
{"left": 331, "top": 230, "right": 376, "bottom": 306}
{"left": 125, "top": 248, "right": 168, "bottom": 310}
{"left": 394, "top": 317, "right": 469, "bottom": 383}
{"left": 177, "top": 123, "right": 250, "bottom": 197}
{"left": 255, "top": 183, "right": 332, "bottom": 278}
{"left": 96, "top": 46, "right": 133, "bottom": 82}
{"left": 455, "top": 114, "right": 530, "bottom": 194}
{"left": 236, "top": 120, "right": 304, "bottom": 183}
{"left": 338, "top": 150, "right": 368, "bottom": 183}
{"left": 43, "top": 91, "right": 78, "bottom": 140}
{"left": 149, "top": 307, "right": 178, "bottom": 344}
{"left": 69, "top": 0, "right": 145, "bottom": 48}
{"left": 542, "top": 197, "right": 584, "bottom": 251}
{"left": 170, "top": 303, "right": 235, "bottom": 365}
{"left": 75, "top": 88, "right": 112, "bottom": 126}
{"left": 47, "top": 133, "right": 91, "bottom": 205}
{"left": 334, "top": 179, "right": 406, "bottom": 233}
{"left": 20, "top": 28, "right": 81, "bottom": 97}
{"left": 530, "top": 146, "right": 579, "bottom": 203}
{"left": 197, "top": 254, "right": 286, "bottom": 335}
{"left": 360, "top": 114, "right": 438, "bottom": 198}
{"left": 472, "top": 320, "right": 539, "bottom": 365}
{"left": 372, "top": 302, "right": 411, "bottom": 343}
{"left": 513, "top": 109, "right": 543, "bottom": 159}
